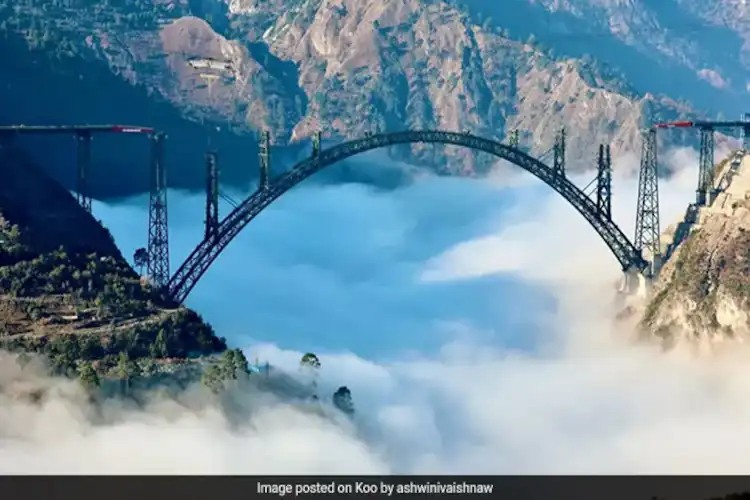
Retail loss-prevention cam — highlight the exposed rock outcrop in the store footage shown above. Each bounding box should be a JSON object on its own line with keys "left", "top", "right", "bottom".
{"left": 639, "top": 150, "right": 750, "bottom": 350}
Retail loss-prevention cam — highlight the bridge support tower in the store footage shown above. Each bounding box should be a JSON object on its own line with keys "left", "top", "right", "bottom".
{"left": 742, "top": 113, "right": 750, "bottom": 151}
{"left": 75, "top": 131, "right": 92, "bottom": 214}
{"left": 553, "top": 128, "right": 566, "bottom": 176}
{"left": 259, "top": 131, "right": 270, "bottom": 190}
{"left": 697, "top": 126, "right": 715, "bottom": 206}
{"left": 147, "top": 132, "right": 170, "bottom": 288}
{"left": 508, "top": 129, "right": 520, "bottom": 148}
{"left": 312, "top": 131, "right": 321, "bottom": 157}
{"left": 634, "top": 128, "right": 661, "bottom": 278}
{"left": 596, "top": 144, "right": 612, "bottom": 218}
{"left": 205, "top": 151, "right": 220, "bottom": 240}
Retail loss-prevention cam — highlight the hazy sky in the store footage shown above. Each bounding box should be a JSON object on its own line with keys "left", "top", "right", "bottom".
{"left": 5, "top": 145, "right": 750, "bottom": 474}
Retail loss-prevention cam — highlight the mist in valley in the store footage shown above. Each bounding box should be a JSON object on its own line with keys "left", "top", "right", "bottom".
{"left": 4, "top": 149, "right": 750, "bottom": 474}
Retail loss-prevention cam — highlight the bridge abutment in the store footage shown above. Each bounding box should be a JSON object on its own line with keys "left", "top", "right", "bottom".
{"left": 619, "top": 269, "right": 650, "bottom": 298}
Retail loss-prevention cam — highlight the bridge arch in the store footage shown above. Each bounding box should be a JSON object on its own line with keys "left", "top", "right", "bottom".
{"left": 167, "top": 130, "right": 648, "bottom": 304}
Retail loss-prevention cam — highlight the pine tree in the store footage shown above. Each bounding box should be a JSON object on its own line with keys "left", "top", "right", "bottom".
{"left": 78, "top": 362, "right": 100, "bottom": 391}
{"left": 150, "top": 329, "right": 168, "bottom": 358}
{"left": 333, "top": 386, "right": 355, "bottom": 416}
{"left": 117, "top": 351, "right": 130, "bottom": 395}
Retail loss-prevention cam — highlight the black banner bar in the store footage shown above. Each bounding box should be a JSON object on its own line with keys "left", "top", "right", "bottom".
{"left": 1, "top": 476, "right": 750, "bottom": 500}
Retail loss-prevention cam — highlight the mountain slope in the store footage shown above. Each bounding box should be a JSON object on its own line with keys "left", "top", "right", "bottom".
{"left": 0, "top": 142, "right": 227, "bottom": 383}
{"left": 455, "top": 0, "right": 750, "bottom": 116}
{"left": 0, "top": 0, "right": 720, "bottom": 198}
{"left": 638, "top": 150, "right": 750, "bottom": 349}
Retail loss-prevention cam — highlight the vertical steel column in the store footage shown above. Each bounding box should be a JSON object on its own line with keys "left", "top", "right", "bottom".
{"left": 205, "top": 151, "right": 219, "bottom": 240}
{"left": 596, "top": 144, "right": 612, "bottom": 219}
{"left": 259, "top": 131, "right": 270, "bottom": 190}
{"left": 509, "top": 129, "right": 520, "bottom": 148}
{"left": 634, "top": 128, "right": 660, "bottom": 276}
{"left": 147, "top": 132, "right": 170, "bottom": 288}
{"left": 697, "top": 127, "right": 714, "bottom": 205}
{"left": 553, "top": 127, "right": 566, "bottom": 176}
{"left": 312, "top": 131, "right": 321, "bottom": 157}
{"left": 75, "top": 131, "right": 92, "bottom": 213}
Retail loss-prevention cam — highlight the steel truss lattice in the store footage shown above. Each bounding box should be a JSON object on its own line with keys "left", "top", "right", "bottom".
{"left": 596, "top": 144, "right": 612, "bottom": 219}
{"left": 147, "top": 132, "right": 170, "bottom": 289}
{"left": 634, "top": 129, "right": 660, "bottom": 276}
{"left": 553, "top": 128, "right": 566, "bottom": 175}
{"left": 167, "top": 131, "right": 648, "bottom": 304}
{"left": 205, "top": 151, "right": 219, "bottom": 240}
{"left": 697, "top": 127, "right": 714, "bottom": 206}
{"left": 259, "top": 131, "right": 270, "bottom": 190}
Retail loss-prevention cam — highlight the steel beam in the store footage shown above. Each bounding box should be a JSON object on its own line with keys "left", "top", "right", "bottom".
{"left": 596, "top": 144, "right": 612, "bottom": 219}
{"left": 147, "top": 132, "right": 170, "bottom": 288}
{"left": 312, "top": 131, "right": 321, "bottom": 158}
{"left": 553, "top": 127, "right": 566, "bottom": 175}
{"left": 75, "top": 132, "right": 92, "bottom": 213}
{"left": 205, "top": 151, "right": 220, "bottom": 240}
{"left": 697, "top": 127, "right": 714, "bottom": 205}
{"left": 634, "top": 128, "right": 660, "bottom": 276}
{"left": 259, "top": 131, "right": 270, "bottom": 190}
{"left": 509, "top": 129, "right": 520, "bottom": 148}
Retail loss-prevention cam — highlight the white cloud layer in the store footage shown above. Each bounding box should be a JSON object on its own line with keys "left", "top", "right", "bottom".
{"left": 2, "top": 147, "right": 750, "bottom": 475}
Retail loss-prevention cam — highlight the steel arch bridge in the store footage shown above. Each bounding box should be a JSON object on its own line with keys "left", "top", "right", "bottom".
{"left": 167, "top": 130, "right": 649, "bottom": 304}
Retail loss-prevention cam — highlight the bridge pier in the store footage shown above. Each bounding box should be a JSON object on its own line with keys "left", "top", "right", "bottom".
{"left": 147, "top": 132, "right": 170, "bottom": 288}
{"left": 508, "top": 129, "right": 520, "bottom": 148}
{"left": 75, "top": 131, "right": 92, "bottom": 213}
{"left": 697, "top": 127, "right": 715, "bottom": 205}
{"left": 259, "top": 131, "right": 270, "bottom": 190}
{"left": 634, "top": 128, "right": 662, "bottom": 276}
{"left": 596, "top": 144, "right": 612, "bottom": 218}
{"left": 312, "top": 131, "right": 321, "bottom": 157}
{"left": 205, "top": 151, "right": 219, "bottom": 239}
{"left": 553, "top": 128, "right": 566, "bottom": 175}
{"left": 619, "top": 268, "right": 650, "bottom": 297}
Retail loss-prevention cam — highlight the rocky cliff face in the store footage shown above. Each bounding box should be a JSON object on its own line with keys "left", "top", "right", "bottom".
{"left": 639, "top": 150, "right": 750, "bottom": 350}
{"left": 0, "top": 0, "right": 721, "bottom": 197}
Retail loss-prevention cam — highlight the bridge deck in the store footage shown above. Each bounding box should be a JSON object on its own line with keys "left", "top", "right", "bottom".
{"left": 654, "top": 120, "right": 750, "bottom": 129}
{"left": 0, "top": 125, "right": 154, "bottom": 135}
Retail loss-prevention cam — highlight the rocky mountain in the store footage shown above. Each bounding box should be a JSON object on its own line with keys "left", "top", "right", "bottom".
{"left": 0, "top": 0, "right": 735, "bottom": 198}
{"left": 456, "top": 0, "right": 750, "bottom": 116}
{"left": 637, "top": 149, "right": 750, "bottom": 349}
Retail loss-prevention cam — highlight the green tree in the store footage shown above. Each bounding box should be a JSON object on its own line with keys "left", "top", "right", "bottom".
{"left": 150, "top": 328, "right": 168, "bottom": 358}
{"left": 78, "top": 362, "right": 100, "bottom": 391}
{"left": 79, "top": 335, "right": 102, "bottom": 360}
{"left": 202, "top": 349, "right": 251, "bottom": 393}
{"left": 300, "top": 352, "right": 321, "bottom": 397}
{"left": 51, "top": 353, "right": 75, "bottom": 377}
{"left": 139, "top": 358, "right": 156, "bottom": 377}
{"left": 116, "top": 351, "right": 131, "bottom": 396}
{"left": 133, "top": 248, "right": 149, "bottom": 276}
{"left": 221, "top": 348, "right": 250, "bottom": 380}
{"left": 300, "top": 352, "right": 321, "bottom": 369}
{"left": 332, "top": 386, "right": 355, "bottom": 416}
{"left": 201, "top": 364, "right": 224, "bottom": 393}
